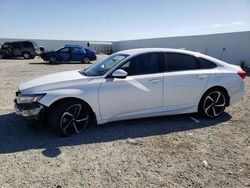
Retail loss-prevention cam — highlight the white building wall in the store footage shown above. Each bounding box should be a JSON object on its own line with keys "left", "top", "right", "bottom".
{"left": 114, "top": 31, "right": 250, "bottom": 66}
{"left": 1, "top": 31, "right": 250, "bottom": 65}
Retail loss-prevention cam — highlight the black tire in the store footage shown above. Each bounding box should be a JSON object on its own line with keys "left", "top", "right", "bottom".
{"left": 23, "top": 52, "right": 31, "bottom": 59}
{"left": 49, "top": 56, "right": 57, "bottom": 63}
{"left": 82, "top": 56, "right": 90, "bottom": 64}
{"left": 49, "top": 99, "right": 90, "bottom": 137}
{"left": 198, "top": 89, "right": 227, "bottom": 119}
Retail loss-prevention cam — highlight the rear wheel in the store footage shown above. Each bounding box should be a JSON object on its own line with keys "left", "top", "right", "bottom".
{"left": 49, "top": 99, "right": 90, "bottom": 137}
{"left": 82, "top": 56, "right": 90, "bottom": 64}
{"left": 198, "top": 89, "right": 227, "bottom": 118}
{"left": 23, "top": 52, "right": 30, "bottom": 59}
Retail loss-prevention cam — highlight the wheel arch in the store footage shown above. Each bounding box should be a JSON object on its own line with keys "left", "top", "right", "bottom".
{"left": 44, "top": 97, "right": 97, "bottom": 125}
{"left": 82, "top": 55, "right": 90, "bottom": 63}
{"left": 199, "top": 86, "right": 230, "bottom": 107}
{"left": 22, "top": 51, "right": 30, "bottom": 57}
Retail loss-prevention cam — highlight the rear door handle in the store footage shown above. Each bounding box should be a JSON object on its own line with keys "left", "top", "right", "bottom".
{"left": 148, "top": 79, "right": 161, "bottom": 83}
{"left": 197, "top": 75, "right": 208, "bottom": 79}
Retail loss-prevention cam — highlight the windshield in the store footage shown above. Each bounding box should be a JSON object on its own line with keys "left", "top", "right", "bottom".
{"left": 56, "top": 47, "right": 64, "bottom": 52}
{"left": 82, "top": 54, "right": 128, "bottom": 76}
{"left": 32, "top": 42, "right": 39, "bottom": 48}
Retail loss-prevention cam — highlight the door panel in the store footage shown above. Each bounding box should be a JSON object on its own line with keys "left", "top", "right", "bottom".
{"left": 12, "top": 43, "right": 22, "bottom": 56}
{"left": 70, "top": 47, "right": 83, "bottom": 61}
{"left": 99, "top": 74, "right": 163, "bottom": 120}
{"left": 99, "top": 52, "right": 164, "bottom": 121}
{"left": 58, "top": 47, "right": 70, "bottom": 61}
{"left": 163, "top": 70, "right": 212, "bottom": 111}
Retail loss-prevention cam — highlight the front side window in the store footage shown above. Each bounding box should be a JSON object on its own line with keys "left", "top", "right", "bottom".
{"left": 166, "top": 53, "right": 199, "bottom": 71}
{"left": 58, "top": 47, "right": 69, "bottom": 53}
{"left": 120, "top": 53, "right": 160, "bottom": 76}
{"left": 82, "top": 54, "right": 128, "bottom": 76}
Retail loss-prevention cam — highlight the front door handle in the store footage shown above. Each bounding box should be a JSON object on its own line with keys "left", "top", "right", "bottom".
{"left": 197, "top": 75, "right": 208, "bottom": 79}
{"left": 148, "top": 79, "right": 161, "bottom": 83}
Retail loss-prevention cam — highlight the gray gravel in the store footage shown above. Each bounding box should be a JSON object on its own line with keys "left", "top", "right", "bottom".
{"left": 0, "top": 57, "right": 249, "bottom": 187}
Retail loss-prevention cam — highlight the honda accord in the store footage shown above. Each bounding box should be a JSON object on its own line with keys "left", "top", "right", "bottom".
{"left": 14, "top": 48, "right": 246, "bottom": 136}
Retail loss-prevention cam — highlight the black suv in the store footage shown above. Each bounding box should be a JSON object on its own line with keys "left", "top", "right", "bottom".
{"left": 0, "top": 41, "right": 42, "bottom": 59}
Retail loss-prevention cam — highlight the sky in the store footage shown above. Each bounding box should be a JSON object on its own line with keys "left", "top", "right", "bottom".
{"left": 0, "top": 0, "right": 250, "bottom": 41}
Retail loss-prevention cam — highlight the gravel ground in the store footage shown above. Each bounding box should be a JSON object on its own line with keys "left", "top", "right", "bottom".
{"left": 0, "top": 57, "right": 249, "bottom": 187}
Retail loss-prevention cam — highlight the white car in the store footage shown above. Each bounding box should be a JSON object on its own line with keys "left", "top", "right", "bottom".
{"left": 14, "top": 48, "right": 246, "bottom": 136}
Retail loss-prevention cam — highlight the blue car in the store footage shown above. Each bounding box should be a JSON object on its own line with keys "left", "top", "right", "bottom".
{"left": 41, "top": 45, "right": 97, "bottom": 63}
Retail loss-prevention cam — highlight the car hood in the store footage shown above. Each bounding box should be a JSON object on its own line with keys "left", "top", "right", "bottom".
{"left": 19, "top": 70, "right": 92, "bottom": 94}
{"left": 44, "top": 50, "right": 55, "bottom": 54}
{"left": 41, "top": 51, "right": 55, "bottom": 56}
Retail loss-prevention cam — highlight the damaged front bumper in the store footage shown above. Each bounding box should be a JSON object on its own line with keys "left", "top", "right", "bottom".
{"left": 14, "top": 100, "right": 44, "bottom": 121}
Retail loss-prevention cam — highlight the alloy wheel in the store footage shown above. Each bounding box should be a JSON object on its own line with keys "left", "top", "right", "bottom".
{"left": 203, "top": 91, "right": 226, "bottom": 118}
{"left": 23, "top": 52, "right": 30, "bottom": 59}
{"left": 49, "top": 57, "right": 56, "bottom": 63}
{"left": 60, "top": 104, "right": 89, "bottom": 136}
{"left": 83, "top": 57, "right": 90, "bottom": 64}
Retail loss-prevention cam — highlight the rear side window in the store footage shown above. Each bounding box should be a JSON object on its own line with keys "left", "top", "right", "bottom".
{"left": 21, "top": 42, "right": 33, "bottom": 48}
{"left": 198, "top": 58, "right": 217, "bottom": 69}
{"left": 166, "top": 53, "right": 199, "bottom": 71}
{"left": 120, "top": 53, "right": 161, "bottom": 76}
{"left": 71, "top": 47, "right": 82, "bottom": 53}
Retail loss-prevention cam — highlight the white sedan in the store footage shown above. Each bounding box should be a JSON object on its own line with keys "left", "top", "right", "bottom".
{"left": 14, "top": 48, "right": 246, "bottom": 136}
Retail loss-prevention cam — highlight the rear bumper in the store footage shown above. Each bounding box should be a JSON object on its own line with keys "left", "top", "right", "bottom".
{"left": 230, "top": 90, "right": 245, "bottom": 105}
{"left": 14, "top": 101, "right": 44, "bottom": 121}
{"left": 228, "top": 80, "right": 245, "bottom": 105}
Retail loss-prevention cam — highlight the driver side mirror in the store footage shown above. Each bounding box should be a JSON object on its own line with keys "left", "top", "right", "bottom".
{"left": 112, "top": 69, "right": 128, "bottom": 79}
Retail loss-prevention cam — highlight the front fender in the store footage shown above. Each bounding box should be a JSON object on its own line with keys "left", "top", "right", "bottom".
{"left": 39, "top": 88, "right": 100, "bottom": 120}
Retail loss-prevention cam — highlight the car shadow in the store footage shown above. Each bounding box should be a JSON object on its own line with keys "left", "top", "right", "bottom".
{"left": 0, "top": 112, "right": 231, "bottom": 157}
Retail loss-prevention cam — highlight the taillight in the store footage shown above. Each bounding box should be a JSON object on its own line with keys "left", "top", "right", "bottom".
{"left": 237, "top": 70, "right": 247, "bottom": 80}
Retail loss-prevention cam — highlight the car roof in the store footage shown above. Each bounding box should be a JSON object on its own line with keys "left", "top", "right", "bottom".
{"left": 64, "top": 45, "right": 82, "bottom": 48}
{"left": 118, "top": 48, "right": 200, "bottom": 56}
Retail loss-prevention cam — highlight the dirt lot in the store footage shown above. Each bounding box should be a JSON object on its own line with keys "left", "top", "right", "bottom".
{"left": 0, "top": 57, "right": 249, "bottom": 187}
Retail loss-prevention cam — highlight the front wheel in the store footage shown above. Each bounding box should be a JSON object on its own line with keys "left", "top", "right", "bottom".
{"left": 49, "top": 100, "right": 90, "bottom": 136}
{"left": 198, "top": 89, "right": 227, "bottom": 119}
{"left": 82, "top": 56, "right": 90, "bottom": 64}
{"left": 49, "top": 56, "right": 57, "bottom": 63}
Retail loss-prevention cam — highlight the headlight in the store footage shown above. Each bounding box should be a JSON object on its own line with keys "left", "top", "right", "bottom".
{"left": 16, "top": 93, "right": 46, "bottom": 104}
